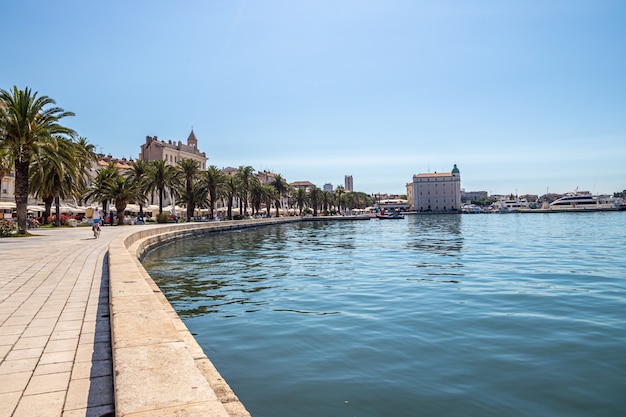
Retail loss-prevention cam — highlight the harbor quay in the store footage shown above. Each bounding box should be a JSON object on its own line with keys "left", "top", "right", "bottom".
{"left": 0, "top": 217, "right": 311, "bottom": 417}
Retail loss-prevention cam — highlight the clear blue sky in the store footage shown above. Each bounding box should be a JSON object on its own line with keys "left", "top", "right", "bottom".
{"left": 3, "top": 0, "right": 625, "bottom": 196}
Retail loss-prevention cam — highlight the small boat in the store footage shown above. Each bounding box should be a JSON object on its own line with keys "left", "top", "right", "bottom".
{"left": 376, "top": 210, "right": 404, "bottom": 219}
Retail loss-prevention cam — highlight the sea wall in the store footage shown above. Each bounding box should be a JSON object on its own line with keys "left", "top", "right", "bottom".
{"left": 107, "top": 218, "right": 298, "bottom": 416}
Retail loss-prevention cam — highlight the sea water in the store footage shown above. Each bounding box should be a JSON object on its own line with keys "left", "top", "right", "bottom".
{"left": 144, "top": 213, "right": 626, "bottom": 417}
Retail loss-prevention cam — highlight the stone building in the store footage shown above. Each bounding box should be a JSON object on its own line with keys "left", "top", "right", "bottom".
{"left": 407, "top": 164, "right": 461, "bottom": 213}
{"left": 139, "top": 129, "right": 207, "bottom": 170}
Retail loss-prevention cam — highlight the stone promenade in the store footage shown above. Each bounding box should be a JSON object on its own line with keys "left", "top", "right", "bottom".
{"left": 0, "top": 224, "right": 125, "bottom": 417}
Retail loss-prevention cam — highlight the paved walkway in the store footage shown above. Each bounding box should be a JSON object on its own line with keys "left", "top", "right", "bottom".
{"left": 0, "top": 224, "right": 129, "bottom": 417}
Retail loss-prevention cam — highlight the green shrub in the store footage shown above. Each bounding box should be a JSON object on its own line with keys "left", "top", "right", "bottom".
{"left": 156, "top": 212, "right": 171, "bottom": 223}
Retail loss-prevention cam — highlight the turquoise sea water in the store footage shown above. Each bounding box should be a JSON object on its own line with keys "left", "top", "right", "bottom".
{"left": 144, "top": 213, "right": 626, "bottom": 417}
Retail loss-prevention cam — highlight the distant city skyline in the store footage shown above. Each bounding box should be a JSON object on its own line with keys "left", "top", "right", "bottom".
{"left": 2, "top": 1, "right": 624, "bottom": 196}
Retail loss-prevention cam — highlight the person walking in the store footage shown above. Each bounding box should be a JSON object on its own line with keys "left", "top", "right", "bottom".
{"left": 92, "top": 207, "right": 103, "bottom": 238}
{"left": 109, "top": 210, "right": 115, "bottom": 226}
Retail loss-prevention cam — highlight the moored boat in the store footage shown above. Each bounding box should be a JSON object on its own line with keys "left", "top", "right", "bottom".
{"left": 548, "top": 191, "right": 620, "bottom": 212}
{"left": 376, "top": 209, "right": 404, "bottom": 219}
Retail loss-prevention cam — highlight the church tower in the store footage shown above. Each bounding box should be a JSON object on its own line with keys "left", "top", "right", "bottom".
{"left": 187, "top": 129, "right": 198, "bottom": 149}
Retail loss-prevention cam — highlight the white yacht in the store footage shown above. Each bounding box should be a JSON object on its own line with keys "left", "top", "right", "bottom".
{"left": 549, "top": 192, "right": 620, "bottom": 211}
{"left": 490, "top": 197, "right": 530, "bottom": 213}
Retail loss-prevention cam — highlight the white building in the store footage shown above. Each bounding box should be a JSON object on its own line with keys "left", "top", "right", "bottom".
{"left": 407, "top": 165, "right": 461, "bottom": 213}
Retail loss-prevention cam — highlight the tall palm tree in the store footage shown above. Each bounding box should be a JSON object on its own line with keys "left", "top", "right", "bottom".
{"left": 128, "top": 158, "right": 150, "bottom": 217}
{"left": 263, "top": 185, "right": 277, "bottom": 218}
{"left": 84, "top": 161, "right": 117, "bottom": 213}
{"left": 30, "top": 137, "right": 81, "bottom": 226}
{"left": 235, "top": 165, "right": 255, "bottom": 217}
{"left": 74, "top": 137, "right": 97, "bottom": 205}
{"left": 308, "top": 186, "right": 324, "bottom": 216}
{"left": 177, "top": 158, "right": 200, "bottom": 221}
{"left": 145, "top": 159, "right": 180, "bottom": 214}
{"left": 223, "top": 175, "right": 239, "bottom": 220}
{"left": 322, "top": 191, "right": 332, "bottom": 214}
{"left": 0, "top": 86, "right": 75, "bottom": 234}
{"left": 107, "top": 174, "right": 145, "bottom": 225}
{"left": 334, "top": 185, "right": 346, "bottom": 213}
{"left": 270, "top": 173, "right": 290, "bottom": 218}
{"left": 294, "top": 188, "right": 308, "bottom": 215}
{"left": 189, "top": 180, "right": 210, "bottom": 217}
{"left": 249, "top": 176, "right": 264, "bottom": 217}
{"left": 204, "top": 165, "right": 225, "bottom": 219}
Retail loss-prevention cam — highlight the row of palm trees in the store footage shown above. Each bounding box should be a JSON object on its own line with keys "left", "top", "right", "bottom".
{"left": 1, "top": 86, "right": 375, "bottom": 234}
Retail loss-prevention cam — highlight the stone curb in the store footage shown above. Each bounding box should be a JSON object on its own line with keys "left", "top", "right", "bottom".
{"left": 108, "top": 218, "right": 299, "bottom": 417}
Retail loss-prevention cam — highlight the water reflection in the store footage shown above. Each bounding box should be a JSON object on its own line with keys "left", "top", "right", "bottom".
{"left": 406, "top": 214, "right": 464, "bottom": 255}
{"left": 145, "top": 218, "right": 467, "bottom": 319}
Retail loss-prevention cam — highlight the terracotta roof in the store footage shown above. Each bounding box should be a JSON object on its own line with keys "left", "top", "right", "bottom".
{"left": 291, "top": 181, "right": 315, "bottom": 187}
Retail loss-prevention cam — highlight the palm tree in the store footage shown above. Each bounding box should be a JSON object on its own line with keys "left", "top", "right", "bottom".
{"left": 249, "top": 177, "right": 264, "bottom": 217}
{"left": 145, "top": 160, "right": 180, "bottom": 214}
{"left": 322, "top": 191, "right": 332, "bottom": 214}
{"left": 223, "top": 175, "right": 239, "bottom": 220}
{"left": 128, "top": 159, "right": 150, "bottom": 217}
{"left": 204, "top": 165, "right": 225, "bottom": 219}
{"left": 188, "top": 180, "right": 210, "bottom": 218}
{"left": 107, "top": 175, "right": 145, "bottom": 225}
{"left": 177, "top": 158, "right": 200, "bottom": 221}
{"left": 270, "top": 174, "right": 290, "bottom": 218}
{"left": 263, "top": 185, "right": 277, "bottom": 218}
{"left": 73, "top": 137, "right": 97, "bottom": 205}
{"left": 334, "top": 185, "right": 345, "bottom": 213}
{"left": 308, "top": 186, "right": 324, "bottom": 216}
{"left": 235, "top": 165, "right": 255, "bottom": 217}
{"left": 84, "top": 161, "right": 117, "bottom": 213}
{"left": 0, "top": 86, "right": 75, "bottom": 234}
{"left": 294, "top": 188, "right": 308, "bottom": 215}
{"left": 30, "top": 137, "right": 81, "bottom": 226}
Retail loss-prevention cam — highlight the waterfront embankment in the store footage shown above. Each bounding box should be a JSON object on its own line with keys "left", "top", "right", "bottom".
{"left": 108, "top": 217, "right": 300, "bottom": 417}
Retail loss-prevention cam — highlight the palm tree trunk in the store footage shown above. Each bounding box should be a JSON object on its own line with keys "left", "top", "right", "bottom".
{"left": 54, "top": 196, "right": 61, "bottom": 227}
{"left": 54, "top": 175, "right": 62, "bottom": 227}
{"left": 116, "top": 203, "right": 125, "bottom": 225}
{"left": 14, "top": 159, "right": 30, "bottom": 234}
{"left": 43, "top": 196, "right": 53, "bottom": 224}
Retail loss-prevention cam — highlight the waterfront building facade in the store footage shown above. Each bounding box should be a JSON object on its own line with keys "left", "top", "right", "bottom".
{"left": 407, "top": 165, "right": 462, "bottom": 213}
{"left": 139, "top": 129, "right": 207, "bottom": 170}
